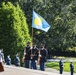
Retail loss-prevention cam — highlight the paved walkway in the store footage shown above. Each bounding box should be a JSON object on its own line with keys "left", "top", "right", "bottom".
{"left": 0, "top": 65, "right": 60, "bottom": 75}
{"left": 1, "top": 58, "right": 76, "bottom": 75}
{"left": 0, "top": 65, "right": 76, "bottom": 75}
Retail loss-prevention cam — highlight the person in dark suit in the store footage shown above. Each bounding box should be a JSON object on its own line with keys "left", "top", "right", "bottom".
{"left": 38, "top": 44, "right": 47, "bottom": 71}
{"left": 70, "top": 62, "right": 74, "bottom": 75}
{"left": 30, "top": 44, "right": 38, "bottom": 69}
{"left": 59, "top": 59, "right": 63, "bottom": 74}
{"left": 24, "top": 42, "right": 31, "bottom": 68}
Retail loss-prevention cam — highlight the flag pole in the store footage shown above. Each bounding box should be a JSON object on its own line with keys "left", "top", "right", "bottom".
{"left": 32, "top": 9, "right": 34, "bottom": 46}
{"left": 31, "top": 27, "right": 33, "bottom": 59}
{"left": 32, "top": 27, "right": 33, "bottom": 46}
{"left": 30, "top": 22, "right": 34, "bottom": 59}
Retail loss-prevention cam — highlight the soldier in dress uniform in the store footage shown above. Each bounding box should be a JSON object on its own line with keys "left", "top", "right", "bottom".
{"left": 70, "top": 62, "right": 74, "bottom": 75}
{"left": 38, "top": 44, "right": 47, "bottom": 71}
{"left": 30, "top": 44, "right": 38, "bottom": 69}
{"left": 59, "top": 59, "right": 63, "bottom": 74}
{"left": 24, "top": 42, "right": 31, "bottom": 68}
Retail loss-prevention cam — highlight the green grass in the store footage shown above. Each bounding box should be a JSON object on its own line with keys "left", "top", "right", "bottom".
{"left": 46, "top": 62, "right": 76, "bottom": 72}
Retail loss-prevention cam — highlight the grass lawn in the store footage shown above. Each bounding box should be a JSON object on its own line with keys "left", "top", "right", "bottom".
{"left": 46, "top": 62, "right": 76, "bottom": 72}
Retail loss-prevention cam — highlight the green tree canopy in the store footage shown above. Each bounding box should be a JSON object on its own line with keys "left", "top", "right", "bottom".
{"left": 0, "top": 2, "right": 31, "bottom": 58}
{"left": 19, "top": 0, "right": 76, "bottom": 51}
{"left": 0, "top": 0, "right": 76, "bottom": 56}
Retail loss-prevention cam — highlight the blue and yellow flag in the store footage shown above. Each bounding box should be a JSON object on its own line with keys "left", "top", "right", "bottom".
{"left": 32, "top": 11, "right": 50, "bottom": 32}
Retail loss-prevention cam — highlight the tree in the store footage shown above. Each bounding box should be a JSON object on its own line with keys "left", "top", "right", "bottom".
{"left": 0, "top": 0, "right": 76, "bottom": 56}
{"left": 0, "top": 2, "right": 31, "bottom": 60}
{"left": 17, "top": 0, "right": 76, "bottom": 53}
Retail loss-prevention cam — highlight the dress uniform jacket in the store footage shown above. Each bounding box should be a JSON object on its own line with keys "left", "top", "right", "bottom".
{"left": 40, "top": 49, "right": 47, "bottom": 62}
{"left": 30, "top": 47, "right": 38, "bottom": 61}
{"left": 24, "top": 46, "right": 31, "bottom": 60}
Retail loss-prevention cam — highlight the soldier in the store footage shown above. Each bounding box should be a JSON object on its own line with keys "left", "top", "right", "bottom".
{"left": 38, "top": 44, "right": 47, "bottom": 71}
{"left": 70, "top": 62, "right": 74, "bottom": 75}
{"left": 59, "top": 59, "right": 63, "bottom": 74}
{"left": 24, "top": 42, "right": 31, "bottom": 68}
{"left": 30, "top": 44, "right": 38, "bottom": 69}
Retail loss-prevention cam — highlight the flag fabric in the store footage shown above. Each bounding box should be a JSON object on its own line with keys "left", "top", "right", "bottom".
{"left": 32, "top": 11, "right": 50, "bottom": 32}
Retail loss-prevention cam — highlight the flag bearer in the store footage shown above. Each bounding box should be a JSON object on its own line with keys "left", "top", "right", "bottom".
{"left": 30, "top": 44, "right": 38, "bottom": 69}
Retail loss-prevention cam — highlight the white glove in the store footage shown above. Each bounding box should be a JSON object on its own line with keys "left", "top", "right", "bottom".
{"left": 39, "top": 54, "right": 41, "bottom": 57}
{"left": 24, "top": 53, "right": 26, "bottom": 55}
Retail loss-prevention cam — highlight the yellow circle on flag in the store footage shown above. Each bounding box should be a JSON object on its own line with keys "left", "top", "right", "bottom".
{"left": 34, "top": 17, "right": 42, "bottom": 26}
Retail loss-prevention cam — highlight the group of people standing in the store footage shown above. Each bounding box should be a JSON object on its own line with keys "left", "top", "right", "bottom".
{"left": 23, "top": 42, "right": 47, "bottom": 71}
{"left": 0, "top": 42, "right": 47, "bottom": 72}
{"left": 6, "top": 53, "right": 20, "bottom": 67}
{"left": 0, "top": 44, "right": 75, "bottom": 75}
{"left": 59, "top": 59, "right": 74, "bottom": 75}
{"left": 0, "top": 49, "right": 20, "bottom": 72}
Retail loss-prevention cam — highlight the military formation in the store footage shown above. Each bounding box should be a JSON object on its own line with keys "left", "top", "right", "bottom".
{"left": 23, "top": 42, "right": 47, "bottom": 71}
{"left": 0, "top": 42, "right": 75, "bottom": 75}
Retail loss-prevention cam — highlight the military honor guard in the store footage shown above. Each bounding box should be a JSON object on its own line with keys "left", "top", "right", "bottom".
{"left": 24, "top": 42, "right": 31, "bottom": 68}
{"left": 38, "top": 44, "right": 47, "bottom": 71}
{"left": 30, "top": 44, "right": 38, "bottom": 69}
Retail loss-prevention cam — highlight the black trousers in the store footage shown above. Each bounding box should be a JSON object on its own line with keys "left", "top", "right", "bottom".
{"left": 71, "top": 69, "right": 74, "bottom": 75}
{"left": 60, "top": 67, "right": 63, "bottom": 74}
